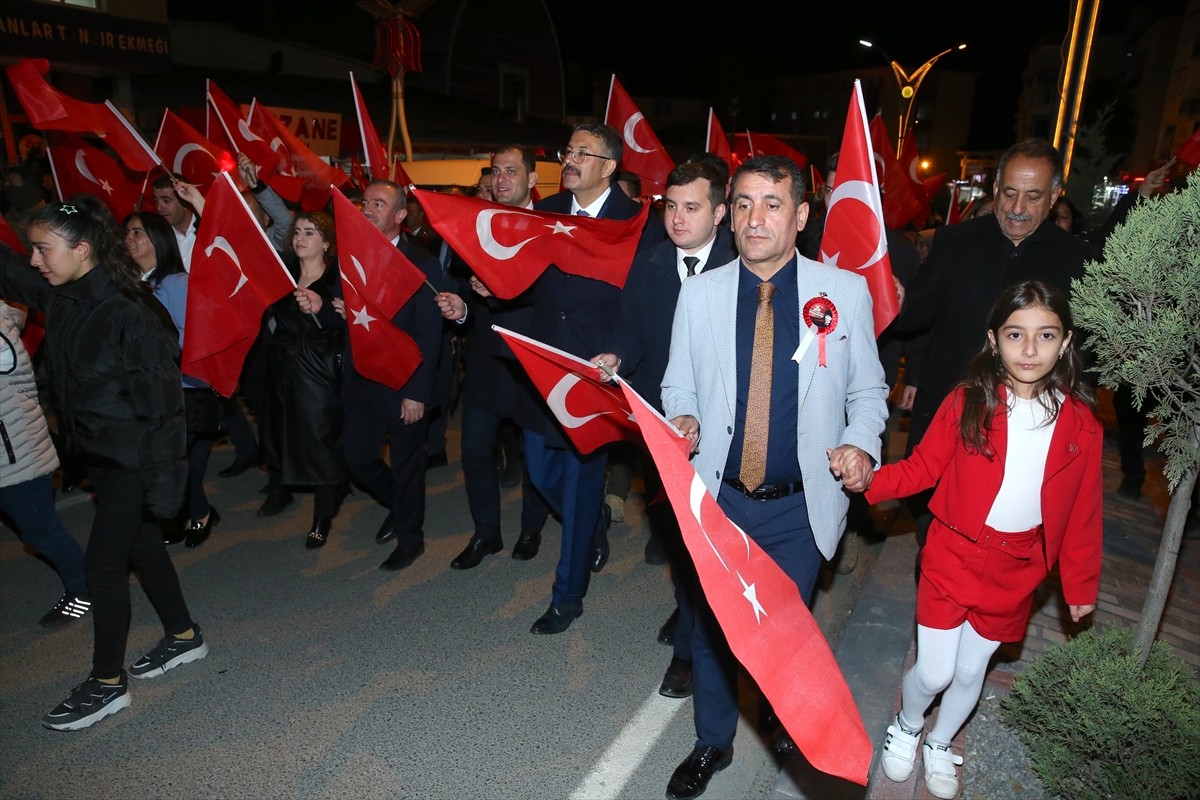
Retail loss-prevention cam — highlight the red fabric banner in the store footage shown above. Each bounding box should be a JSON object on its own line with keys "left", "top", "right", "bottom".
{"left": 868, "top": 114, "right": 925, "bottom": 230}
{"left": 182, "top": 173, "right": 296, "bottom": 396}
{"left": 330, "top": 188, "right": 425, "bottom": 390}
{"left": 605, "top": 75, "right": 675, "bottom": 196}
{"left": 616, "top": 377, "right": 871, "bottom": 786}
{"left": 494, "top": 326, "right": 640, "bottom": 454}
{"left": 820, "top": 81, "right": 899, "bottom": 337}
{"left": 413, "top": 188, "right": 648, "bottom": 299}
{"left": 706, "top": 108, "right": 735, "bottom": 177}
{"left": 154, "top": 110, "right": 239, "bottom": 193}
{"left": 45, "top": 131, "right": 144, "bottom": 220}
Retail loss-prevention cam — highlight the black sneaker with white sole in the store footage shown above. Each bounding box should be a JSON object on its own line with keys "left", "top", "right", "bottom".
{"left": 38, "top": 593, "right": 92, "bottom": 629}
{"left": 42, "top": 672, "right": 130, "bottom": 731}
{"left": 128, "top": 624, "right": 209, "bottom": 679}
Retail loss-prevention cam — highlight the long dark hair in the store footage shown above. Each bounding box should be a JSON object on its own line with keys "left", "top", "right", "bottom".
{"left": 28, "top": 194, "right": 141, "bottom": 292}
{"left": 959, "top": 280, "right": 1095, "bottom": 457}
{"left": 124, "top": 211, "right": 186, "bottom": 287}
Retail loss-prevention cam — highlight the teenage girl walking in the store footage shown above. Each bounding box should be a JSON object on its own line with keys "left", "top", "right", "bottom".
{"left": 863, "top": 280, "right": 1103, "bottom": 798}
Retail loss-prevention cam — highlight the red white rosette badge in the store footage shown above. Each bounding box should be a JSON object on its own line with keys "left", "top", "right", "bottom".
{"left": 803, "top": 294, "right": 838, "bottom": 367}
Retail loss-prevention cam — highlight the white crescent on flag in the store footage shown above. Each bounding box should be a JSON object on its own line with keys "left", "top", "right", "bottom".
{"left": 823, "top": 180, "right": 888, "bottom": 270}
{"left": 236, "top": 118, "right": 266, "bottom": 145}
{"left": 173, "top": 142, "right": 217, "bottom": 176}
{"left": 73, "top": 150, "right": 112, "bottom": 195}
{"left": 204, "top": 235, "right": 249, "bottom": 297}
{"left": 350, "top": 254, "right": 369, "bottom": 286}
{"left": 476, "top": 208, "right": 540, "bottom": 260}
{"left": 546, "top": 374, "right": 608, "bottom": 428}
{"left": 623, "top": 112, "right": 654, "bottom": 154}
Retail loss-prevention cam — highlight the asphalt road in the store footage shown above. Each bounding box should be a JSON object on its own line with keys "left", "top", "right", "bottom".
{"left": 0, "top": 428, "right": 877, "bottom": 800}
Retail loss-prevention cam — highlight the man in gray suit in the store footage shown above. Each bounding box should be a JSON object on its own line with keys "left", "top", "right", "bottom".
{"left": 659, "top": 155, "right": 888, "bottom": 800}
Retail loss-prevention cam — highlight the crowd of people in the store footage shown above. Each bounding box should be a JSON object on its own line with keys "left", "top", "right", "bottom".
{"left": 0, "top": 126, "right": 1188, "bottom": 800}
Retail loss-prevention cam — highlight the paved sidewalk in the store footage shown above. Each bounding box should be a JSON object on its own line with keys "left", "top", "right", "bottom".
{"left": 771, "top": 390, "right": 1200, "bottom": 800}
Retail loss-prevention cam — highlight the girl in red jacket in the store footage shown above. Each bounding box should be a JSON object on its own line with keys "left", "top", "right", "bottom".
{"left": 865, "top": 280, "right": 1102, "bottom": 799}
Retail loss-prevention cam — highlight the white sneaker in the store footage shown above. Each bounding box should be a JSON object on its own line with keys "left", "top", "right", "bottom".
{"left": 923, "top": 741, "right": 964, "bottom": 799}
{"left": 880, "top": 716, "right": 922, "bottom": 782}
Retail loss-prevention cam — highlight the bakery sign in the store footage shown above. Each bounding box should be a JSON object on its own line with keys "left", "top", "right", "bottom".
{"left": 261, "top": 106, "right": 343, "bottom": 159}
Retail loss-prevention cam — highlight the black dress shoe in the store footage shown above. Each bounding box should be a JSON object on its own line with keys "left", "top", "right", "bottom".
{"left": 257, "top": 490, "right": 294, "bottom": 517}
{"left": 450, "top": 537, "right": 503, "bottom": 570}
{"left": 219, "top": 452, "right": 259, "bottom": 478}
{"left": 530, "top": 604, "right": 582, "bottom": 635}
{"left": 511, "top": 531, "right": 541, "bottom": 561}
{"left": 185, "top": 507, "right": 220, "bottom": 548}
{"left": 658, "top": 607, "right": 680, "bottom": 646}
{"left": 658, "top": 655, "right": 693, "bottom": 698}
{"left": 380, "top": 541, "right": 425, "bottom": 571}
{"left": 590, "top": 503, "right": 611, "bottom": 573}
{"left": 665, "top": 746, "right": 733, "bottom": 800}
{"left": 375, "top": 514, "right": 396, "bottom": 544}
{"left": 305, "top": 517, "right": 332, "bottom": 549}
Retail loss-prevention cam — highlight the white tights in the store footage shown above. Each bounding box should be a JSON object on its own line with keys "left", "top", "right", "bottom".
{"left": 898, "top": 620, "right": 1001, "bottom": 746}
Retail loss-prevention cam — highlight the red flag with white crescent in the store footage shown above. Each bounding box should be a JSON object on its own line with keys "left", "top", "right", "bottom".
{"left": 206, "top": 80, "right": 305, "bottom": 203}
{"left": 494, "top": 326, "right": 640, "bottom": 454}
{"left": 898, "top": 130, "right": 934, "bottom": 225}
{"left": 820, "top": 81, "right": 899, "bottom": 337}
{"left": 248, "top": 102, "right": 349, "bottom": 211}
{"left": 183, "top": 172, "right": 296, "bottom": 396}
{"left": 617, "top": 377, "right": 871, "bottom": 786}
{"left": 414, "top": 188, "right": 648, "bottom": 299}
{"left": 706, "top": 108, "right": 735, "bottom": 177}
{"left": 153, "top": 110, "right": 240, "bottom": 194}
{"left": 45, "top": 131, "right": 144, "bottom": 219}
{"left": 330, "top": 187, "right": 424, "bottom": 390}
{"left": 868, "top": 114, "right": 925, "bottom": 230}
{"left": 350, "top": 71, "right": 391, "bottom": 182}
{"left": 604, "top": 74, "right": 675, "bottom": 196}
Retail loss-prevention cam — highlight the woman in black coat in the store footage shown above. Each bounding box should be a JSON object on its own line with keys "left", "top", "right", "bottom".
{"left": 256, "top": 210, "right": 348, "bottom": 547}
{"left": 0, "top": 195, "right": 206, "bottom": 732}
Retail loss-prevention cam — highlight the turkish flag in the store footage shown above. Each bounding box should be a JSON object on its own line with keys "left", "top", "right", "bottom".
{"left": 945, "top": 182, "right": 964, "bottom": 225}
{"left": 706, "top": 108, "right": 735, "bottom": 176}
{"left": 153, "top": 110, "right": 239, "bottom": 194}
{"left": 249, "top": 103, "right": 349, "bottom": 211}
{"left": 45, "top": 132, "right": 144, "bottom": 220}
{"left": 820, "top": 80, "right": 899, "bottom": 337}
{"left": 617, "top": 377, "right": 871, "bottom": 785}
{"left": 5, "top": 59, "right": 160, "bottom": 173}
{"left": 494, "top": 326, "right": 640, "bottom": 454}
{"left": 414, "top": 188, "right": 648, "bottom": 298}
{"left": 350, "top": 71, "right": 390, "bottom": 182}
{"left": 206, "top": 80, "right": 305, "bottom": 203}
{"left": 1175, "top": 127, "right": 1200, "bottom": 167}
{"left": 330, "top": 187, "right": 425, "bottom": 390}
{"left": 868, "top": 115, "right": 925, "bottom": 230}
{"left": 734, "top": 131, "right": 807, "bottom": 169}
{"left": 810, "top": 163, "right": 826, "bottom": 203}
{"left": 0, "top": 213, "right": 27, "bottom": 255}
{"left": 898, "top": 131, "right": 934, "bottom": 225}
{"left": 605, "top": 75, "right": 675, "bottom": 196}
{"left": 183, "top": 172, "right": 296, "bottom": 397}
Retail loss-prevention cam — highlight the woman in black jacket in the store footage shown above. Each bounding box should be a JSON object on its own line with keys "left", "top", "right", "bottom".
{"left": 256, "top": 210, "right": 348, "bottom": 547}
{"left": 0, "top": 195, "right": 207, "bottom": 732}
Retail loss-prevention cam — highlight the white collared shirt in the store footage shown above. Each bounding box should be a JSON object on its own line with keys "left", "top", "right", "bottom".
{"left": 676, "top": 237, "right": 718, "bottom": 283}
{"left": 174, "top": 216, "right": 198, "bottom": 272}
{"left": 570, "top": 187, "right": 611, "bottom": 218}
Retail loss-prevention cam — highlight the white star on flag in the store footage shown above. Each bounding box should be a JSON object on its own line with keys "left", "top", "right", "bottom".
{"left": 547, "top": 221, "right": 577, "bottom": 236}
{"left": 99, "top": 178, "right": 113, "bottom": 195}
{"left": 739, "top": 573, "right": 767, "bottom": 622}
{"left": 351, "top": 305, "right": 376, "bottom": 331}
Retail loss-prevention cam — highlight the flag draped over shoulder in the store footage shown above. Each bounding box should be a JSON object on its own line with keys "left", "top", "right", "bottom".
{"left": 45, "top": 131, "right": 144, "bottom": 219}
{"left": 330, "top": 187, "right": 425, "bottom": 390}
{"left": 820, "top": 81, "right": 899, "bottom": 337}
{"left": 605, "top": 75, "right": 675, "bottom": 196}
{"left": 493, "top": 326, "right": 640, "bottom": 454}
{"left": 616, "top": 377, "right": 872, "bottom": 786}
{"left": 154, "top": 110, "right": 238, "bottom": 194}
{"left": 183, "top": 172, "right": 296, "bottom": 396}
{"left": 414, "top": 188, "right": 648, "bottom": 299}
{"left": 6, "top": 59, "right": 160, "bottom": 173}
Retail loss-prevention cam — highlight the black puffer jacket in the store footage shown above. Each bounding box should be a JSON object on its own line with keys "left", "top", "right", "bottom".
{"left": 0, "top": 246, "right": 186, "bottom": 517}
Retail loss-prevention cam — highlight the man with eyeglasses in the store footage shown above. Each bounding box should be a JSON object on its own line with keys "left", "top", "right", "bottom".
{"left": 524, "top": 123, "right": 645, "bottom": 634}
{"left": 434, "top": 145, "right": 553, "bottom": 571}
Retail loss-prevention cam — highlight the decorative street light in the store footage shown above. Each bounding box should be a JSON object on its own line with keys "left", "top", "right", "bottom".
{"left": 859, "top": 40, "right": 967, "bottom": 158}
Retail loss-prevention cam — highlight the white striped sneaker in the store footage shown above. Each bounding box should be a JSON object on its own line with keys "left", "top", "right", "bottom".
{"left": 129, "top": 625, "right": 209, "bottom": 679}
{"left": 880, "top": 715, "right": 923, "bottom": 782}
{"left": 923, "top": 741, "right": 964, "bottom": 799}
{"left": 38, "top": 593, "right": 91, "bottom": 629}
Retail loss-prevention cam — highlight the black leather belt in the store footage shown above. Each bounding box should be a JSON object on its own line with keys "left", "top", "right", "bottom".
{"left": 722, "top": 478, "right": 804, "bottom": 501}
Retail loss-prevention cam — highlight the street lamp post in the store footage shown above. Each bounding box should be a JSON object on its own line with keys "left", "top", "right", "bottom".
{"left": 859, "top": 40, "right": 967, "bottom": 158}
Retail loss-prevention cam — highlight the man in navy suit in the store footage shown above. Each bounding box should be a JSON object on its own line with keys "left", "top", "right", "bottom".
{"left": 593, "top": 160, "right": 736, "bottom": 696}
{"left": 335, "top": 179, "right": 445, "bottom": 572}
{"left": 522, "top": 123, "right": 644, "bottom": 634}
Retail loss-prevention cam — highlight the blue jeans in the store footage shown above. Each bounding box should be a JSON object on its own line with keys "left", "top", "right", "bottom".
{"left": 0, "top": 473, "right": 86, "bottom": 595}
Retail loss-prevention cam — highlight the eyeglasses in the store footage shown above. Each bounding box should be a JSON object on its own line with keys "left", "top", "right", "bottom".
{"left": 558, "top": 147, "right": 614, "bottom": 165}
